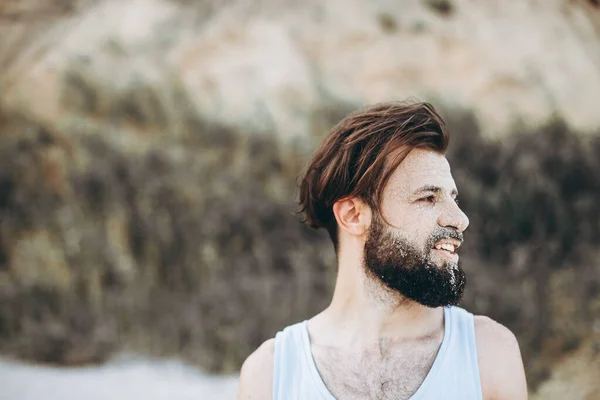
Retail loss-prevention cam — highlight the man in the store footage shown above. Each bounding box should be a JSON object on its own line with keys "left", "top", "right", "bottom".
{"left": 238, "top": 102, "right": 528, "bottom": 399}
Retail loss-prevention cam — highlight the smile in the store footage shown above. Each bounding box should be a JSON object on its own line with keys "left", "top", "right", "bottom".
{"left": 434, "top": 243, "right": 456, "bottom": 252}
{"left": 432, "top": 248, "right": 459, "bottom": 263}
{"left": 431, "top": 240, "right": 461, "bottom": 263}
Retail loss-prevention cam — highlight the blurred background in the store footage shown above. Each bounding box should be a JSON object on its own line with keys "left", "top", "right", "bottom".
{"left": 0, "top": 0, "right": 599, "bottom": 399}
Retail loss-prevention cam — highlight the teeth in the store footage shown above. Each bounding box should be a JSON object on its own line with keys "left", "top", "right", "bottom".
{"left": 435, "top": 243, "right": 456, "bottom": 252}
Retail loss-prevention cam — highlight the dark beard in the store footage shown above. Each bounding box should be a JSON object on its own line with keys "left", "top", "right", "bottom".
{"left": 363, "top": 213, "right": 466, "bottom": 308}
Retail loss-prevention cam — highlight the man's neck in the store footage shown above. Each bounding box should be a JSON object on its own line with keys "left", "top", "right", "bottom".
{"left": 310, "top": 252, "right": 444, "bottom": 350}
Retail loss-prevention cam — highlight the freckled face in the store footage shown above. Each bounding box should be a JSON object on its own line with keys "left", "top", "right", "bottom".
{"left": 379, "top": 148, "right": 469, "bottom": 265}
{"left": 362, "top": 148, "right": 470, "bottom": 308}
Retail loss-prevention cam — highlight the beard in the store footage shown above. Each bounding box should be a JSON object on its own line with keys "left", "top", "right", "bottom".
{"left": 363, "top": 213, "right": 466, "bottom": 308}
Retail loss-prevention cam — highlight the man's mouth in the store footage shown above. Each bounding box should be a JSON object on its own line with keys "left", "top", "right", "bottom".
{"left": 431, "top": 240, "right": 461, "bottom": 262}
{"left": 434, "top": 243, "right": 457, "bottom": 253}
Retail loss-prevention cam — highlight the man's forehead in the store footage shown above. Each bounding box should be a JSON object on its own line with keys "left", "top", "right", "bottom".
{"left": 387, "top": 148, "right": 456, "bottom": 193}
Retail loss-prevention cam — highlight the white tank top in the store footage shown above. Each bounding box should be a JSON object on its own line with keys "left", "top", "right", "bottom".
{"left": 272, "top": 306, "right": 482, "bottom": 399}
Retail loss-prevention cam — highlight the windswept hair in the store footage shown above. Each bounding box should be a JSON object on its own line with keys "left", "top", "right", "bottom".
{"left": 297, "top": 101, "right": 450, "bottom": 249}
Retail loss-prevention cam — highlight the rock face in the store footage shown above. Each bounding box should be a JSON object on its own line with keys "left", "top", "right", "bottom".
{"left": 0, "top": 0, "right": 600, "bottom": 394}
{"left": 1, "top": 0, "right": 600, "bottom": 141}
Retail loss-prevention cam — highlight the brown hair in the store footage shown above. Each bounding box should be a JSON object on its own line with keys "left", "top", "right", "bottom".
{"left": 298, "top": 101, "right": 450, "bottom": 249}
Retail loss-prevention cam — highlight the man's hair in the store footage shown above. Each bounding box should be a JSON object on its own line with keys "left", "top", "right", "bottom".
{"left": 297, "top": 101, "right": 450, "bottom": 249}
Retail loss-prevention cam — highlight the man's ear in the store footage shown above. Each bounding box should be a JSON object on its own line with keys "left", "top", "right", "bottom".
{"left": 332, "top": 197, "right": 371, "bottom": 237}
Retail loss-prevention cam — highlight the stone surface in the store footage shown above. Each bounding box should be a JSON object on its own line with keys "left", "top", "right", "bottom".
{"left": 1, "top": 0, "right": 600, "bottom": 140}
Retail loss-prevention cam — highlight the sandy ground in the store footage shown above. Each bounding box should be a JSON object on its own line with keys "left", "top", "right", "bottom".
{"left": 0, "top": 354, "right": 239, "bottom": 400}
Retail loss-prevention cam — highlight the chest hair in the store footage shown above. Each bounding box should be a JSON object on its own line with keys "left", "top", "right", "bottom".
{"left": 311, "top": 336, "right": 441, "bottom": 400}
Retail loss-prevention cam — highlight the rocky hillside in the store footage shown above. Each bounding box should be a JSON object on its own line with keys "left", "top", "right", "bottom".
{"left": 2, "top": 0, "right": 600, "bottom": 140}
{"left": 1, "top": 0, "right": 599, "bottom": 397}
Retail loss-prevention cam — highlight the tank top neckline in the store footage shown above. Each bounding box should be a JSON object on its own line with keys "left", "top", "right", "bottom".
{"left": 299, "top": 306, "right": 453, "bottom": 400}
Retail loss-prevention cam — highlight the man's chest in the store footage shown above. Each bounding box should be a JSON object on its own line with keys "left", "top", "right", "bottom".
{"left": 311, "top": 340, "right": 440, "bottom": 400}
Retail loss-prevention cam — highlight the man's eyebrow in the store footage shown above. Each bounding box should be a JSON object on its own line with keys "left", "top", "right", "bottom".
{"left": 413, "top": 185, "right": 459, "bottom": 197}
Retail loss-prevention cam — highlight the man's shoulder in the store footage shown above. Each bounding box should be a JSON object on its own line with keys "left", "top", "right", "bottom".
{"left": 473, "top": 315, "right": 519, "bottom": 351}
{"left": 242, "top": 338, "right": 276, "bottom": 370}
{"left": 237, "top": 338, "right": 276, "bottom": 400}
{"left": 473, "top": 315, "right": 528, "bottom": 399}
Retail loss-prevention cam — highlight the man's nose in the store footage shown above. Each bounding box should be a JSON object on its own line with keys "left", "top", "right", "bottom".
{"left": 438, "top": 201, "right": 470, "bottom": 233}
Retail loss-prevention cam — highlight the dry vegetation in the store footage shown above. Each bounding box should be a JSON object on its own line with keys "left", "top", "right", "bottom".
{"left": 0, "top": 103, "right": 599, "bottom": 393}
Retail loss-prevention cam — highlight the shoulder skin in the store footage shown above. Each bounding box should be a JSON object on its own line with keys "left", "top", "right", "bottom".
{"left": 237, "top": 338, "right": 275, "bottom": 400}
{"left": 475, "top": 315, "right": 528, "bottom": 400}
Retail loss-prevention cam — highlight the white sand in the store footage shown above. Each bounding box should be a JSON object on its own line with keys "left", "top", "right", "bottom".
{"left": 0, "top": 354, "right": 239, "bottom": 400}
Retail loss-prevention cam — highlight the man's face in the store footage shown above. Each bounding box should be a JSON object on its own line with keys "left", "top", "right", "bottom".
{"left": 363, "top": 148, "right": 470, "bottom": 308}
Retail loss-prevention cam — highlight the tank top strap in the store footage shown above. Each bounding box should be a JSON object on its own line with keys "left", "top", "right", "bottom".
{"left": 438, "top": 306, "right": 483, "bottom": 399}
{"left": 452, "top": 306, "right": 483, "bottom": 397}
{"left": 273, "top": 325, "right": 292, "bottom": 400}
{"left": 273, "top": 321, "right": 315, "bottom": 400}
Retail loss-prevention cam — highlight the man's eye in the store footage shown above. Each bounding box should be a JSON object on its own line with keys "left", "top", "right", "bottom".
{"left": 420, "top": 196, "right": 435, "bottom": 203}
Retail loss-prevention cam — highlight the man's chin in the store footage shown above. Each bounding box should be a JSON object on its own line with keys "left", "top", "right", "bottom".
{"left": 373, "top": 271, "right": 466, "bottom": 309}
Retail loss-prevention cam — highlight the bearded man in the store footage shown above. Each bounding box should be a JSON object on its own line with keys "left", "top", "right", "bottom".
{"left": 238, "top": 102, "right": 528, "bottom": 400}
